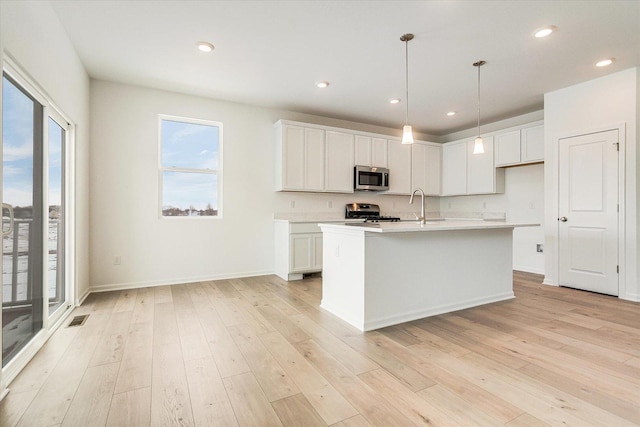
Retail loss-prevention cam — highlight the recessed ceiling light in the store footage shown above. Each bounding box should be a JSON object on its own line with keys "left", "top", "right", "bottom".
{"left": 197, "top": 41, "right": 214, "bottom": 52}
{"left": 316, "top": 81, "right": 330, "bottom": 88}
{"left": 389, "top": 98, "right": 401, "bottom": 104}
{"left": 596, "top": 58, "right": 615, "bottom": 67}
{"left": 446, "top": 111, "right": 456, "bottom": 116}
{"left": 533, "top": 25, "right": 556, "bottom": 38}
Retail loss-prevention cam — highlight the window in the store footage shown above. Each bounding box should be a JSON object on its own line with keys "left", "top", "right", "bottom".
{"left": 159, "top": 115, "right": 222, "bottom": 217}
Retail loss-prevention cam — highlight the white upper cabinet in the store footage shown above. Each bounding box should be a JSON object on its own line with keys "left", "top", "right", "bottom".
{"left": 495, "top": 130, "right": 521, "bottom": 166}
{"left": 325, "top": 130, "right": 355, "bottom": 193}
{"left": 371, "top": 138, "right": 388, "bottom": 167}
{"left": 442, "top": 137, "right": 504, "bottom": 195}
{"left": 355, "top": 135, "right": 388, "bottom": 168}
{"left": 354, "top": 135, "right": 372, "bottom": 166}
{"left": 442, "top": 140, "right": 468, "bottom": 195}
{"left": 467, "top": 136, "right": 504, "bottom": 194}
{"left": 495, "top": 123, "right": 544, "bottom": 167}
{"left": 521, "top": 124, "right": 544, "bottom": 163}
{"left": 412, "top": 142, "right": 441, "bottom": 196}
{"left": 304, "top": 128, "right": 326, "bottom": 191}
{"left": 275, "top": 121, "right": 325, "bottom": 191}
{"left": 387, "top": 139, "right": 412, "bottom": 195}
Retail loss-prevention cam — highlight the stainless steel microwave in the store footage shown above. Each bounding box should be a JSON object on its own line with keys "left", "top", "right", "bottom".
{"left": 354, "top": 165, "right": 389, "bottom": 191}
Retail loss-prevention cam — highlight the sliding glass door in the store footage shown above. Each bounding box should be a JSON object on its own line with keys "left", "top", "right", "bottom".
{"left": 2, "top": 70, "right": 70, "bottom": 369}
{"left": 2, "top": 74, "right": 44, "bottom": 366}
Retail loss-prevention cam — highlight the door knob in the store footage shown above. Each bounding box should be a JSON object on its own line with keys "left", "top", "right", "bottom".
{"left": 559, "top": 216, "right": 568, "bottom": 222}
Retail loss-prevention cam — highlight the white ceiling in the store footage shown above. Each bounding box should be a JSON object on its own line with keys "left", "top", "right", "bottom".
{"left": 49, "top": 0, "right": 640, "bottom": 136}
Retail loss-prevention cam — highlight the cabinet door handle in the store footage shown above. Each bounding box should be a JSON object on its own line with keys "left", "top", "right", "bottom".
{"left": 559, "top": 216, "right": 568, "bottom": 222}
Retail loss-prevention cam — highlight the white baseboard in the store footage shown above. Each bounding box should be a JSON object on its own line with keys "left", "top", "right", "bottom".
{"left": 513, "top": 265, "right": 545, "bottom": 275}
{"left": 619, "top": 292, "right": 640, "bottom": 302}
{"left": 88, "top": 269, "right": 274, "bottom": 294}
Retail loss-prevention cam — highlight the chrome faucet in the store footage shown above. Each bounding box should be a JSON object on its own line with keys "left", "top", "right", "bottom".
{"left": 410, "top": 188, "right": 426, "bottom": 224}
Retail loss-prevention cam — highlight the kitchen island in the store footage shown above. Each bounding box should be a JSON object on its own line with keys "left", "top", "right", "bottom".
{"left": 319, "top": 220, "right": 537, "bottom": 331}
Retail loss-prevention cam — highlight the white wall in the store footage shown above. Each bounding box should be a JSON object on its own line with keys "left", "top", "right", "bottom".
{"left": 440, "top": 163, "right": 545, "bottom": 274}
{"left": 544, "top": 67, "right": 639, "bottom": 301}
{"left": 89, "top": 80, "right": 427, "bottom": 290}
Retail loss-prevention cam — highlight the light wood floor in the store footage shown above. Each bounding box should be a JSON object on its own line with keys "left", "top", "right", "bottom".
{"left": 1, "top": 271, "right": 639, "bottom": 426}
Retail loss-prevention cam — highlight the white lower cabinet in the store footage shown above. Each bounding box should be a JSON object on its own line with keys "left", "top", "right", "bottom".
{"left": 275, "top": 221, "right": 323, "bottom": 281}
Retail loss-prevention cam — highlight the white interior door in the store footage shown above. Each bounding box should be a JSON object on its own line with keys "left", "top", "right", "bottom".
{"left": 558, "top": 129, "right": 618, "bottom": 295}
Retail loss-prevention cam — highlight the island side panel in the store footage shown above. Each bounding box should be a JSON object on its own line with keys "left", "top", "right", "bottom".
{"left": 320, "top": 227, "right": 367, "bottom": 330}
{"left": 363, "top": 228, "right": 515, "bottom": 331}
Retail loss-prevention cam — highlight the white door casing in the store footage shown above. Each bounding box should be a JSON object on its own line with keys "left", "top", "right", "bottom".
{"left": 558, "top": 129, "right": 619, "bottom": 296}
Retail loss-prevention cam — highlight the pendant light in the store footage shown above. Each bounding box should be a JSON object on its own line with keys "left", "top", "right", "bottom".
{"left": 473, "top": 60, "right": 486, "bottom": 154}
{"left": 400, "top": 33, "right": 414, "bottom": 144}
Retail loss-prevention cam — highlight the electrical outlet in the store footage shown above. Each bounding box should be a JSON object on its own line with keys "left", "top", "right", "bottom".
{"left": 114, "top": 256, "right": 121, "bottom": 265}
{"left": 482, "top": 202, "right": 487, "bottom": 209}
{"left": 536, "top": 244, "right": 543, "bottom": 253}
{"left": 289, "top": 200, "right": 295, "bottom": 209}
{"left": 327, "top": 200, "right": 333, "bottom": 209}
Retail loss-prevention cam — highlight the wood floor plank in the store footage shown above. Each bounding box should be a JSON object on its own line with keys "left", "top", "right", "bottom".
{"left": 271, "top": 393, "right": 327, "bottom": 427}
{"left": 89, "top": 310, "right": 133, "bottom": 367}
{"left": 260, "top": 330, "right": 358, "bottom": 424}
{"left": 418, "top": 384, "right": 505, "bottom": 426}
{"left": 342, "top": 332, "right": 436, "bottom": 392}
{"left": 294, "top": 339, "right": 415, "bottom": 426}
{"left": 228, "top": 323, "right": 300, "bottom": 402}
{"left": 131, "top": 286, "right": 155, "bottom": 324}
{"left": 194, "top": 301, "right": 251, "bottom": 377}
{"left": 16, "top": 334, "right": 101, "bottom": 426}
{"left": 6, "top": 325, "right": 78, "bottom": 393}
{"left": 114, "top": 321, "right": 153, "bottom": 394}
{"left": 223, "top": 372, "right": 283, "bottom": 427}
{"left": 113, "top": 288, "right": 138, "bottom": 313}
{"left": 150, "top": 302, "right": 194, "bottom": 427}
{"left": 175, "top": 308, "right": 211, "bottom": 362}
{"left": 184, "top": 357, "right": 238, "bottom": 426}
{"left": 329, "top": 414, "right": 372, "bottom": 427}
{"left": 290, "top": 314, "right": 379, "bottom": 375}
{"left": 0, "top": 389, "right": 38, "bottom": 427}
{"left": 106, "top": 387, "right": 151, "bottom": 427}
{"left": 61, "top": 362, "right": 119, "bottom": 427}
{"left": 150, "top": 343, "right": 194, "bottom": 427}
{"left": 357, "top": 368, "right": 464, "bottom": 426}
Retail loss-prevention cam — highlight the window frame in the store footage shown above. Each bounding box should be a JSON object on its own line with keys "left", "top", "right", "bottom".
{"left": 158, "top": 114, "right": 223, "bottom": 219}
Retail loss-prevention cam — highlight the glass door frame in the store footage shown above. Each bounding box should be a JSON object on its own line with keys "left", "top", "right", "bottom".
{"left": 1, "top": 58, "right": 76, "bottom": 384}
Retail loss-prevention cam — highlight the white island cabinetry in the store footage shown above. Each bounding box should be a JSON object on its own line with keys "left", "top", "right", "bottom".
{"left": 320, "top": 220, "right": 537, "bottom": 331}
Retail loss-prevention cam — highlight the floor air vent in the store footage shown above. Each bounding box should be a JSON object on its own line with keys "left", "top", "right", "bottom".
{"left": 67, "top": 314, "right": 89, "bottom": 327}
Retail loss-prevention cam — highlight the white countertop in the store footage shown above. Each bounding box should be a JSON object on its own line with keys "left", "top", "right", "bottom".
{"left": 319, "top": 219, "right": 539, "bottom": 233}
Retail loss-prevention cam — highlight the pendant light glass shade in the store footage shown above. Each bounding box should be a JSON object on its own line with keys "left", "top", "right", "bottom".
{"left": 473, "top": 60, "right": 486, "bottom": 154}
{"left": 402, "top": 125, "right": 414, "bottom": 144}
{"left": 400, "top": 33, "right": 414, "bottom": 144}
{"left": 473, "top": 136, "right": 485, "bottom": 154}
